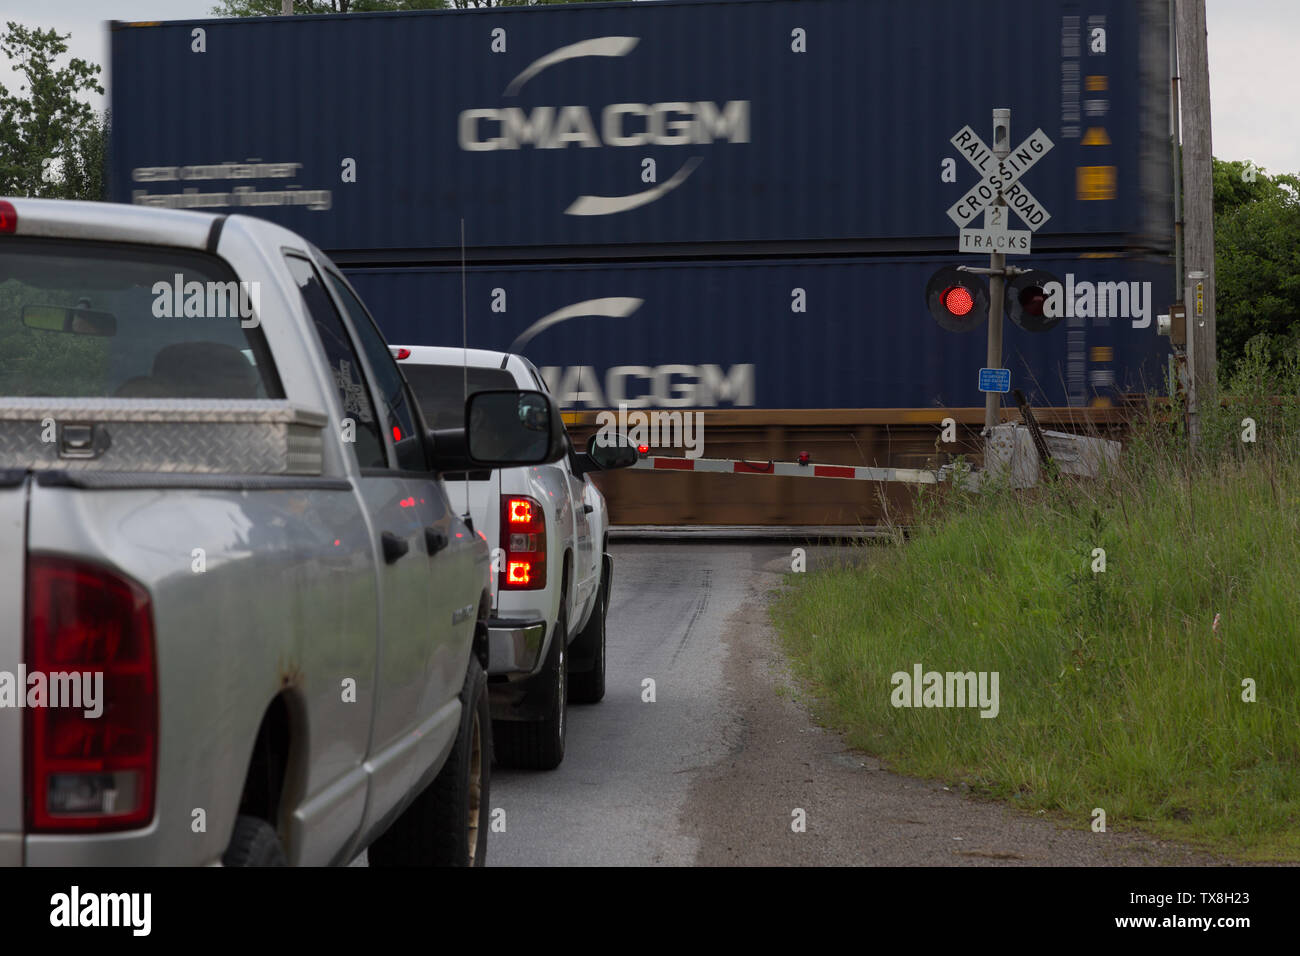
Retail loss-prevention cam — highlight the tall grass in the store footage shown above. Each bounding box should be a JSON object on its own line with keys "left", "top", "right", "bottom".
{"left": 771, "top": 338, "right": 1300, "bottom": 858}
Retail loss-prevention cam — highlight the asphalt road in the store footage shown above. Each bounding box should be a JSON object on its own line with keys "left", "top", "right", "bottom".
{"left": 488, "top": 542, "right": 1223, "bottom": 867}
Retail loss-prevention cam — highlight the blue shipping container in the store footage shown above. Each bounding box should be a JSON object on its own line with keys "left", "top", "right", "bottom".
{"left": 344, "top": 254, "right": 1174, "bottom": 410}
{"left": 109, "top": 0, "right": 1171, "bottom": 260}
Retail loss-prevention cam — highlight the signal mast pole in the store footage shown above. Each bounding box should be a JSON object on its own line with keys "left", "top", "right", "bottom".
{"left": 983, "top": 109, "right": 1011, "bottom": 435}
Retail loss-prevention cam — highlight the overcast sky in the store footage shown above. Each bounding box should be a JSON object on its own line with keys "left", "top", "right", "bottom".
{"left": 0, "top": 0, "right": 1297, "bottom": 176}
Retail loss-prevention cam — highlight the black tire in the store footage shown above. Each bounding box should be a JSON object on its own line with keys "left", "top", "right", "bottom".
{"left": 368, "top": 655, "right": 491, "bottom": 867}
{"left": 223, "top": 815, "right": 287, "bottom": 867}
{"left": 568, "top": 573, "right": 607, "bottom": 705}
{"left": 493, "top": 603, "right": 567, "bottom": 770}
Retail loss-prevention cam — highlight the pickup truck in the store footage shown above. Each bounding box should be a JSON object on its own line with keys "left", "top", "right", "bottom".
{"left": 0, "top": 197, "right": 569, "bottom": 866}
{"left": 391, "top": 346, "right": 637, "bottom": 770}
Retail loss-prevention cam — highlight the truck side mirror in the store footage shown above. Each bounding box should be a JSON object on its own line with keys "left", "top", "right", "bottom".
{"left": 465, "top": 389, "right": 566, "bottom": 467}
{"left": 577, "top": 433, "right": 640, "bottom": 474}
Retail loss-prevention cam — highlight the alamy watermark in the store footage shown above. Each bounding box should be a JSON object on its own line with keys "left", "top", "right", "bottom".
{"left": 890, "top": 663, "right": 999, "bottom": 718}
{"left": 594, "top": 402, "right": 704, "bottom": 459}
{"left": 151, "top": 273, "right": 260, "bottom": 327}
{"left": 0, "top": 667, "right": 103, "bottom": 718}
{"left": 1041, "top": 273, "right": 1152, "bottom": 329}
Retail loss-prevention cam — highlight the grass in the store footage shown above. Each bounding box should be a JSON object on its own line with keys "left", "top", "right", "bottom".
{"left": 770, "top": 341, "right": 1300, "bottom": 860}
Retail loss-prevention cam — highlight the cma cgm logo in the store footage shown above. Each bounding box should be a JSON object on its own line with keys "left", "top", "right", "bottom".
{"left": 458, "top": 36, "right": 750, "bottom": 215}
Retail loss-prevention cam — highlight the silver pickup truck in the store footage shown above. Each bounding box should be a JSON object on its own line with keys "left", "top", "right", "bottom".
{"left": 0, "top": 197, "right": 568, "bottom": 866}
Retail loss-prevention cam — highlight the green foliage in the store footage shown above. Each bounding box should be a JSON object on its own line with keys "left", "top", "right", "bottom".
{"left": 0, "top": 22, "right": 106, "bottom": 200}
{"left": 212, "top": 0, "right": 446, "bottom": 14}
{"left": 1212, "top": 158, "right": 1300, "bottom": 380}
{"left": 211, "top": 0, "right": 600, "bottom": 13}
{"left": 771, "top": 404, "right": 1300, "bottom": 858}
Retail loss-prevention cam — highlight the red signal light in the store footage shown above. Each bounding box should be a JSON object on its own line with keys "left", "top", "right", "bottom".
{"left": 1019, "top": 285, "right": 1046, "bottom": 317}
{"left": 926, "top": 267, "right": 987, "bottom": 333}
{"left": 1006, "top": 270, "right": 1063, "bottom": 333}
{"left": 943, "top": 286, "right": 974, "bottom": 316}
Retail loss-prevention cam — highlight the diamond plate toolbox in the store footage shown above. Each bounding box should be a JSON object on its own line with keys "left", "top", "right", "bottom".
{"left": 0, "top": 399, "right": 327, "bottom": 474}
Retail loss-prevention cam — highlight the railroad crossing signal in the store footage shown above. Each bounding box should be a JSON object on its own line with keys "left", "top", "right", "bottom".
{"left": 947, "top": 123, "right": 1054, "bottom": 256}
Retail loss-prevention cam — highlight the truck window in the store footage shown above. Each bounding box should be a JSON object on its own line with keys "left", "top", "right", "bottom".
{"left": 401, "top": 364, "right": 518, "bottom": 430}
{"left": 325, "top": 272, "right": 430, "bottom": 473}
{"left": 285, "top": 254, "right": 387, "bottom": 470}
{"left": 0, "top": 238, "right": 283, "bottom": 399}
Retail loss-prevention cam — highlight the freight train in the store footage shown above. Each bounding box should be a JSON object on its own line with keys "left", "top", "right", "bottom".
{"left": 108, "top": 0, "right": 1176, "bottom": 525}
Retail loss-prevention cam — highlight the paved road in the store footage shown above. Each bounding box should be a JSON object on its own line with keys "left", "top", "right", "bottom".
{"left": 487, "top": 543, "right": 742, "bottom": 866}
{"left": 489, "top": 542, "right": 1222, "bottom": 867}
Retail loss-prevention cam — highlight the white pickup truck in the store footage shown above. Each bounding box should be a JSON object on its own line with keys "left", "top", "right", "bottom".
{"left": 0, "top": 197, "right": 569, "bottom": 866}
{"left": 391, "top": 346, "right": 637, "bottom": 770}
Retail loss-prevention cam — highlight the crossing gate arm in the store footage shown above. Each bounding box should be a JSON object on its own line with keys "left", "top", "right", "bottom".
{"left": 628, "top": 455, "right": 941, "bottom": 485}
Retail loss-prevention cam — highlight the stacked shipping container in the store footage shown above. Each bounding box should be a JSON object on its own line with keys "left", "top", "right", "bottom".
{"left": 109, "top": 0, "right": 1176, "bottom": 521}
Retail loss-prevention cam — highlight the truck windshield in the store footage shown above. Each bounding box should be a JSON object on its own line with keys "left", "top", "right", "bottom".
{"left": 0, "top": 239, "right": 282, "bottom": 398}
{"left": 402, "top": 363, "right": 518, "bottom": 429}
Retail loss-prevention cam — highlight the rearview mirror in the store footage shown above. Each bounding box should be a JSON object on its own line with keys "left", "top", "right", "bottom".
{"left": 23, "top": 304, "right": 117, "bottom": 337}
{"left": 466, "top": 389, "right": 566, "bottom": 467}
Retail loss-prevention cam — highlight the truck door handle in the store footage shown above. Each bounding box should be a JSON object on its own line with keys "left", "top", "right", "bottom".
{"left": 381, "top": 531, "right": 410, "bottom": 564}
{"left": 425, "top": 527, "right": 448, "bottom": 554}
{"left": 583, "top": 503, "right": 594, "bottom": 514}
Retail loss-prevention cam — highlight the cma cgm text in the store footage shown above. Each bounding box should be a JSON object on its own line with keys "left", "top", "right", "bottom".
{"left": 459, "top": 101, "right": 750, "bottom": 150}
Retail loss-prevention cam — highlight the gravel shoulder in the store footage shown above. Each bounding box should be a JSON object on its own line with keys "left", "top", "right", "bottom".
{"left": 680, "top": 548, "right": 1232, "bottom": 867}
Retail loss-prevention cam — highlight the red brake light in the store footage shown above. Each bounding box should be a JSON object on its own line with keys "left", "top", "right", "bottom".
{"left": 392, "top": 425, "right": 402, "bottom": 442}
{"left": 637, "top": 444, "right": 649, "bottom": 455}
{"left": 500, "top": 496, "right": 545, "bottom": 590}
{"left": 0, "top": 200, "right": 16, "bottom": 234}
{"left": 943, "top": 286, "right": 974, "bottom": 316}
{"left": 394, "top": 348, "right": 411, "bottom": 360}
{"left": 25, "top": 556, "right": 157, "bottom": 832}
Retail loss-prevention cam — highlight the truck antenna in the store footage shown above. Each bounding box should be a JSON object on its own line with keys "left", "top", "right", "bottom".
{"left": 461, "top": 217, "right": 471, "bottom": 524}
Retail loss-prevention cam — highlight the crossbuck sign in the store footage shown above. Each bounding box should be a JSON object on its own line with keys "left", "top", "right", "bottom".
{"left": 946, "top": 124, "right": 1054, "bottom": 255}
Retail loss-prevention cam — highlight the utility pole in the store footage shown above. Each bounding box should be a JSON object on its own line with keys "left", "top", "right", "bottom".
{"left": 281, "top": 0, "right": 293, "bottom": 15}
{"left": 1176, "top": 0, "right": 1215, "bottom": 399}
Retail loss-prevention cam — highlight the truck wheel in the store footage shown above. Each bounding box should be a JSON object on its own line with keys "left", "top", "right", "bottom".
{"left": 493, "top": 604, "right": 567, "bottom": 770}
{"left": 568, "top": 572, "right": 606, "bottom": 705}
{"left": 368, "top": 656, "right": 491, "bottom": 867}
{"left": 223, "top": 815, "right": 287, "bottom": 867}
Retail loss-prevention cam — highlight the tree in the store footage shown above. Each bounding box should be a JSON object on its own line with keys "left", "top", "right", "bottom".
{"left": 0, "top": 22, "right": 105, "bottom": 199}
{"left": 1212, "top": 157, "right": 1300, "bottom": 379}
{"left": 212, "top": 1, "right": 447, "bottom": 14}
{"left": 211, "top": 0, "right": 601, "bottom": 14}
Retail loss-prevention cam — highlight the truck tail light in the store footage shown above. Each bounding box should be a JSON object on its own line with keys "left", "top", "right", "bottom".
{"left": 24, "top": 556, "right": 158, "bottom": 832}
{"left": 0, "top": 200, "right": 17, "bottom": 234}
{"left": 500, "top": 495, "right": 545, "bottom": 591}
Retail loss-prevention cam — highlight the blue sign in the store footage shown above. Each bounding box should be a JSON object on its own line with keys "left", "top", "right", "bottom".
{"left": 979, "top": 368, "right": 1011, "bottom": 393}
